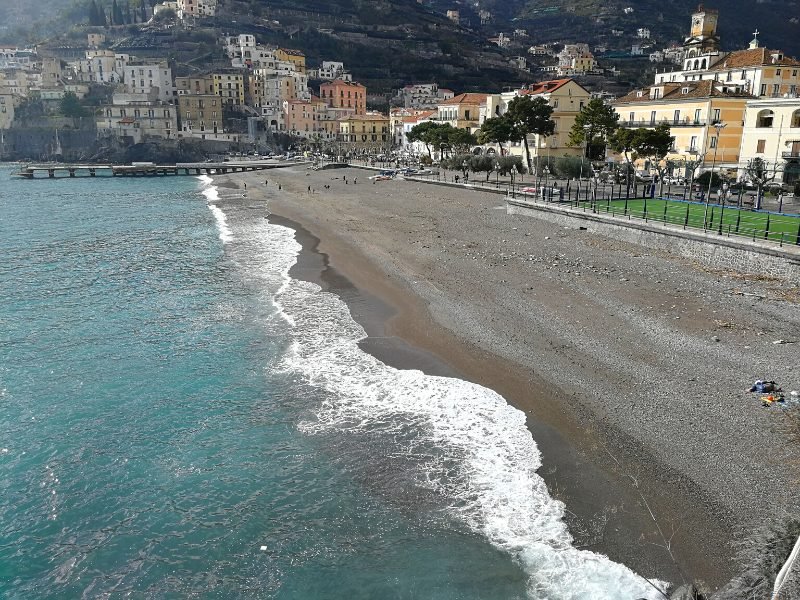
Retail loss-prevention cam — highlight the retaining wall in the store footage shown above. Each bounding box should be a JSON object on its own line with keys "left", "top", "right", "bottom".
{"left": 507, "top": 199, "right": 800, "bottom": 281}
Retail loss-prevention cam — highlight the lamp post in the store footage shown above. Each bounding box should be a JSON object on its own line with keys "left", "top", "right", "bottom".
{"left": 580, "top": 124, "right": 592, "bottom": 182}
{"left": 703, "top": 122, "right": 726, "bottom": 231}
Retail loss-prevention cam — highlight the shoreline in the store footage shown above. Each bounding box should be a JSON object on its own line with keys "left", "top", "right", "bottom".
{"left": 216, "top": 167, "right": 799, "bottom": 590}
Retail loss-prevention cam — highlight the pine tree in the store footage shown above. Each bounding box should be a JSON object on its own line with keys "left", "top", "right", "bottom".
{"left": 88, "top": 0, "right": 101, "bottom": 26}
{"left": 112, "top": 0, "right": 124, "bottom": 25}
{"left": 125, "top": 2, "right": 132, "bottom": 24}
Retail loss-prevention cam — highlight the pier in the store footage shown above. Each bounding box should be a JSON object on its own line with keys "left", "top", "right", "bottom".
{"left": 12, "top": 160, "right": 306, "bottom": 179}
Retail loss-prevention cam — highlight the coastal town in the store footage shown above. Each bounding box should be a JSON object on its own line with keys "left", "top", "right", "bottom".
{"left": 1, "top": 2, "right": 800, "bottom": 600}
{"left": 0, "top": 2, "right": 799, "bottom": 195}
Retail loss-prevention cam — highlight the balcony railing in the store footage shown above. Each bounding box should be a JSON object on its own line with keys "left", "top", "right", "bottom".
{"left": 619, "top": 119, "right": 707, "bottom": 128}
{"left": 782, "top": 151, "right": 800, "bottom": 159}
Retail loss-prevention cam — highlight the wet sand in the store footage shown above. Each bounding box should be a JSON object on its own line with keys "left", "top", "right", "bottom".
{"left": 222, "top": 166, "right": 800, "bottom": 590}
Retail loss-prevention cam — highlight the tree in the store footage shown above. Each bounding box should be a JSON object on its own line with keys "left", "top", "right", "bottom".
{"left": 469, "top": 154, "right": 496, "bottom": 181}
{"left": 447, "top": 128, "right": 477, "bottom": 154}
{"left": 743, "top": 157, "right": 779, "bottom": 209}
{"left": 609, "top": 127, "right": 638, "bottom": 192}
{"left": 478, "top": 115, "right": 518, "bottom": 156}
{"left": 407, "top": 121, "right": 442, "bottom": 157}
{"left": 567, "top": 97, "right": 619, "bottom": 161}
{"left": 634, "top": 124, "right": 673, "bottom": 195}
{"left": 112, "top": 0, "right": 124, "bottom": 25}
{"left": 505, "top": 95, "right": 555, "bottom": 174}
{"left": 60, "top": 92, "right": 88, "bottom": 119}
{"left": 88, "top": 0, "right": 103, "bottom": 26}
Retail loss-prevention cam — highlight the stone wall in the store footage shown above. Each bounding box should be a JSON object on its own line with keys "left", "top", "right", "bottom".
{"left": 507, "top": 199, "right": 800, "bottom": 282}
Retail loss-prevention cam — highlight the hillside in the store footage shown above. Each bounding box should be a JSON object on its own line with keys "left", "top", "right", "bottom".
{"left": 429, "top": 0, "right": 800, "bottom": 57}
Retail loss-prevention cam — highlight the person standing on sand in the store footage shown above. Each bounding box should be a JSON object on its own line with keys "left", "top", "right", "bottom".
{"left": 308, "top": 185, "right": 311, "bottom": 193}
{"left": 244, "top": 182, "right": 247, "bottom": 190}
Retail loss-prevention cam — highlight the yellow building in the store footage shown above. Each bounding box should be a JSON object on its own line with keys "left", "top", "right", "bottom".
{"left": 175, "top": 75, "right": 214, "bottom": 96}
{"left": 337, "top": 112, "right": 390, "bottom": 150}
{"left": 484, "top": 79, "right": 592, "bottom": 159}
{"left": 613, "top": 80, "right": 753, "bottom": 176}
{"left": 275, "top": 48, "right": 306, "bottom": 74}
{"left": 178, "top": 94, "right": 223, "bottom": 134}
{"left": 212, "top": 72, "right": 245, "bottom": 106}
{"left": 437, "top": 93, "right": 488, "bottom": 130}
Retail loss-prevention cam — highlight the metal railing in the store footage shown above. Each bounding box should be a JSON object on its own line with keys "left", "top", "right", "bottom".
{"left": 619, "top": 119, "right": 706, "bottom": 128}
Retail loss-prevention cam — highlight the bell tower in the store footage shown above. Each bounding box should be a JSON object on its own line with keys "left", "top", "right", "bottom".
{"left": 682, "top": 4, "right": 721, "bottom": 69}
{"left": 690, "top": 5, "right": 719, "bottom": 40}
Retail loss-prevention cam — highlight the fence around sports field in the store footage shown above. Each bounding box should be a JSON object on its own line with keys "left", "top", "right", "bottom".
{"left": 514, "top": 185, "right": 800, "bottom": 248}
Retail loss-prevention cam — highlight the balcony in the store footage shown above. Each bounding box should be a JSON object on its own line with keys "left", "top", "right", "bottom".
{"left": 619, "top": 119, "right": 707, "bottom": 128}
{"left": 782, "top": 151, "right": 800, "bottom": 159}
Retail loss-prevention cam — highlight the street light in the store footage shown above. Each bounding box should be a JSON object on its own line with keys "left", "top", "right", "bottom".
{"left": 580, "top": 124, "right": 592, "bottom": 182}
{"left": 703, "top": 122, "right": 727, "bottom": 231}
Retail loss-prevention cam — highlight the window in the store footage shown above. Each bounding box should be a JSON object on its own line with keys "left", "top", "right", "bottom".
{"left": 674, "top": 109, "right": 681, "bottom": 123}
{"left": 777, "top": 69, "right": 782, "bottom": 76}
{"left": 694, "top": 109, "right": 702, "bottom": 123}
{"left": 756, "top": 139, "right": 766, "bottom": 153}
{"left": 629, "top": 112, "right": 634, "bottom": 123}
{"left": 650, "top": 111, "right": 656, "bottom": 125}
{"left": 710, "top": 136, "right": 717, "bottom": 149}
{"left": 713, "top": 108, "right": 721, "bottom": 123}
{"left": 690, "top": 136, "right": 697, "bottom": 151}
{"left": 760, "top": 84, "right": 767, "bottom": 96}
{"left": 773, "top": 83, "right": 781, "bottom": 96}
{"left": 726, "top": 71, "right": 732, "bottom": 82}
{"left": 756, "top": 110, "right": 774, "bottom": 127}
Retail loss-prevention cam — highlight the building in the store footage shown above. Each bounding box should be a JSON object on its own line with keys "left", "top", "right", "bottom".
{"left": 274, "top": 48, "right": 306, "bottom": 74}
{"left": 614, "top": 80, "right": 754, "bottom": 176}
{"left": 437, "top": 93, "right": 488, "bottom": 130}
{"left": 739, "top": 97, "right": 800, "bottom": 185}
{"left": 122, "top": 61, "right": 175, "bottom": 102}
{"left": 284, "top": 96, "right": 332, "bottom": 139}
{"left": 337, "top": 112, "right": 390, "bottom": 151}
{"left": 178, "top": 94, "right": 223, "bottom": 136}
{"left": 394, "top": 83, "right": 454, "bottom": 109}
{"left": 320, "top": 79, "right": 366, "bottom": 115}
{"left": 97, "top": 100, "right": 177, "bottom": 143}
{"left": 0, "top": 91, "right": 16, "bottom": 129}
{"left": 653, "top": 7, "right": 800, "bottom": 98}
{"left": 446, "top": 10, "right": 460, "bottom": 24}
{"left": 637, "top": 28, "right": 651, "bottom": 40}
{"left": 70, "top": 50, "right": 126, "bottom": 84}
{"left": 557, "top": 44, "right": 597, "bottom": 76}
{"left": 316, "top": 61, "right": 349, "bottom": 81}
{"left": 212, "top": 72, "right": 245, "bottom": 106}
{"left": 177, "top": 0, "right": 217, "bottom": 18}
{"left": 484, "top": 79, "right": 591, "bottom": 159}
{"left": 175, "top": 75, "right": 214, "bottom": 96}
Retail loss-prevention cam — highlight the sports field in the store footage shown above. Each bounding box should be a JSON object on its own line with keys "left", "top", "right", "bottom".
{"left": 579, "top": 198, "right": 800, "bottom": 244}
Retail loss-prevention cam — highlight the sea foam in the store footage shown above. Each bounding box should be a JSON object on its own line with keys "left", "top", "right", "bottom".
{"left": 198, "top": 176, "right": 232, "bottom": 244}
{"left": 214, "top": 192, "right": 668, "bottom": 599}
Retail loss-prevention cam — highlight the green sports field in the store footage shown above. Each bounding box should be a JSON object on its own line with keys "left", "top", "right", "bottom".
{"left": 577, "top": 198, "right": 800, "bottom": 245}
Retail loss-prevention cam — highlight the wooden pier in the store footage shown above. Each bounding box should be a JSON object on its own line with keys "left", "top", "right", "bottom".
{"left": 12, "top": 160, "right": 307, "bottom": 180}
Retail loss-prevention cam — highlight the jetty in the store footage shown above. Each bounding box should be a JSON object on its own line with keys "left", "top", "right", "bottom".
{"left": 12, "top": 160, "right": 306, "bottom": 179}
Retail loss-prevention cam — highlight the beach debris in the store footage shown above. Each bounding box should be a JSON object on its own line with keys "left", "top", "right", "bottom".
{"left": 711, "top": 335, "right": 720, "bottom": 342}
{"left": 747, "top": 380, "right": 782, "bottom": 393}
{"left": 259, "top": 545, "right": 267, "bottom": 551}
{"left": 772, "top": 339, "right": 796, "bottom": 345}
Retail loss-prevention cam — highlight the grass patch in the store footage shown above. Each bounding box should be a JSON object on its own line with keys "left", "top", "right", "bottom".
{"left": 578, "top": 198, "right": 800, "bottom": 244}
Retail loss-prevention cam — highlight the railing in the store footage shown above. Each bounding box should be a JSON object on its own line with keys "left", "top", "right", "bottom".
{"left": 505, "top": 181, "right": 800, "bottom": 248}
{"left": 782, "top": 151, "right": 800, "bottom": 159}
{"left": 619, "top": 120, "right": 707, "bottom": 128}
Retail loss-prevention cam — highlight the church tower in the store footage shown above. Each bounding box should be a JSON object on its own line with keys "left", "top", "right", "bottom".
{"left": 682, "top": 4, "right": 722, "bottom": 71}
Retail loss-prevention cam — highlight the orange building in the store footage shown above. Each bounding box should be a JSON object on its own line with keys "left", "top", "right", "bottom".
{"left": 284, "top": 96, "right": 332, "bottom": 139}
{"left": 320, "top": 79, "right": 366, "bottom": 115}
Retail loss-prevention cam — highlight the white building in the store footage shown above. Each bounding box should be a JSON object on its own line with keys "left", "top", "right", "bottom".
{"left": 177, "top": 0, "right": 217, "bottom": 19}
{"left": 317, "top": 61, "right": 349, "bottom": 81}
{"left": 122, "top": 61, "right": 176, "bottom": 103}
{"left": 739, "top": 97, "right": 800, "bottom": 185}
{"left": 394, "top": 83, "right": 454, "bottom": 109}
{"left": 637, "top": 28, "right": 651, "bottom": 39}
{"left": 97, "top": 101, "right": 178, "bottom": 143}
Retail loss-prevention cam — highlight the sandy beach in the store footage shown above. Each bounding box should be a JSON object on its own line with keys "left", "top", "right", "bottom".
{"left": 221, "top": 165, "right": 800, "bottom": 590}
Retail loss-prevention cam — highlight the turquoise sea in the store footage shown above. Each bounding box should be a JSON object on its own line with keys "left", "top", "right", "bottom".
{"left": 0, "top": 165, "right": 664, "bottom": 599}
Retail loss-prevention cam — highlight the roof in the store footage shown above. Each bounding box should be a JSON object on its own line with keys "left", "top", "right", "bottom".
{"left": 321, "top": 78, "right": 365, "bottom": 88}
{"left": 278, "top": 48, "right": 305, "bottom": 57}
{"left": 520, "top": 78, "right": 573, "bottom": 95}
{"left": 339, "top": 112, "right": 389, "bottom": 122}
{"left": 118, "top": 116, "right": 136, "bottom": 124}
{"left": 439, "top": 92, "right": 488, "bottom": 105}
{"left": 708, "top": 47, "right": 800, "bottom": 70}
{"left": 403, "top": 110, "right": 435, "bottom": 123}
{"left": 615, "top": 80, "right": 755, "bottom": 104}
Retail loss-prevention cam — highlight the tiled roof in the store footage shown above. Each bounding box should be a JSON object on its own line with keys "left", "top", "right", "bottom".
{"left": 279, "top": 48, "right": 305, "bottom": 57}
{"left": 338, "top": 113, "right": 388, "bottom": 122}
{"left": 322, "top": 79, "right": 365, "bottom": 88}
{"left": 439, "top": 92, "right": 488, "bottom": 105}
{"left": 521, "top": 78, "right": 573, "bottom": 95}
{"left": 402, "top": 110, "right": 435, "bottom": 123}
{"left": 615, "top": 80, "right": 755, "bottom": 104}
{"left": 708, "top": 48, "right": 800, "bottom": 71}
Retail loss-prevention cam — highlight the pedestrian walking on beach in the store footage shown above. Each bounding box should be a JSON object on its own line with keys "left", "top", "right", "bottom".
{"left": 265, "top": 180, "right": 268, "bottom": 186}
{"left": 244, "top": 182, "right": 247, "bottom": 190}
{"left": 278, "top": 184, "right": 281, "bottom": 191}
{"left": 308, "top": 185, "right": 311, "bottom": 193}
{"left": 354, "top": 178, "right": 357, "bottom": 185}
